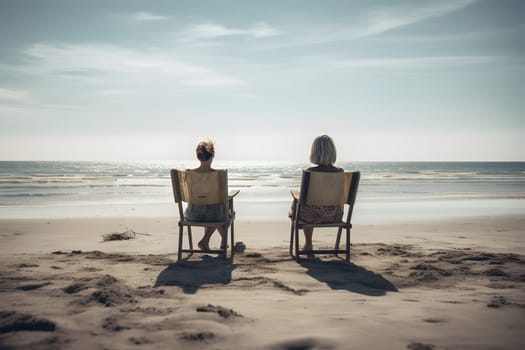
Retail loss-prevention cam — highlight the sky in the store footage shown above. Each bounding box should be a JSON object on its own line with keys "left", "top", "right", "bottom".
{"left": 0, "top": 0, "right": 524, "bottom": 161}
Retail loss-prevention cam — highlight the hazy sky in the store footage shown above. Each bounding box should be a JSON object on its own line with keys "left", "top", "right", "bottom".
{"left": 0, "top": 0, "right": 524, "bottom": 161}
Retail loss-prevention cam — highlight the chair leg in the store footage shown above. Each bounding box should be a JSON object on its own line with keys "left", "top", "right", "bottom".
{"left": 222, "top": 225, "right": 228, "bottom": 257}
{"left": 289, "top": 221, "right": 294, "bottom": 257}
{"left": 294, "top": 225, "right": 300, "bottom": 260}
{"left": 188, "top": 226, "right": 193, "bottom": 251}
{"left": 230, "top": 221, "right": 235, "bottom": 256}
{"left": 335, "top": 227, "right": 343, "bottom": 254}
{"left": 177, "top": 224, "right": 183, "bottom": 261}
{"left": 345, "top": 227, "right": 351, "bottom": 263}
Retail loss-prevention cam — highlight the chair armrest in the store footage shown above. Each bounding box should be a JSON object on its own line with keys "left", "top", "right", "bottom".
{"left": 289, "top": 189, "right": 300, "bottom": 221}
{"left": 228, "top": 190, "right": 240, "bottom": 199}
{"left": 228, "top": 190, "right": 239, "bottom": 216}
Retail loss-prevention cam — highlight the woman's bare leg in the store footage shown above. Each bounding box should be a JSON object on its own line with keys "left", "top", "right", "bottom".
{"left": 198, "top": 227, "right": 215, "bottom": 250}
{"left": 303, "top": 227, "right": 313, "bottom": 251}
{"left": 217, "top": 226, "right": 227, "bottom": 249}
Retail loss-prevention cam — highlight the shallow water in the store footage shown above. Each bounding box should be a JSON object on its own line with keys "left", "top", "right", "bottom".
{"left": 0, "top": 161, "right": 524, "bottom": 220}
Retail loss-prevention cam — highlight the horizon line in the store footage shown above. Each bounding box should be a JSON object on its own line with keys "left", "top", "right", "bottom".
{"left": 1, "top": 159, "right": 524, "bottom": 163}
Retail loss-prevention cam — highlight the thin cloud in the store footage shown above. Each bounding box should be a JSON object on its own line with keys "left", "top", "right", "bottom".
{"left": 367, "top": 26, "right": 523, "bottom": 46}
{"left": 132, "top": 12, "right": 168, "bottom": 22}
{"left": 264, "top": 0, "right": 478, "bottom": 49}
{"left": 0, "top": 105, "right": 34, "bottom": 116}
{"left": 178, "top": 22, "right": 280, "bottom": 42}
{"left": 255, "top": 54, "right": 512, "bottom": 78}
{"left": 0, "top": 87, "right": 29, "bottom": 102}
{"left": 17, "top": 43, "right": 244, "bottom": 88}
{"left": 333, "top": 55, "right": 501, "bottom": 71}
{"left": 183, "top": 77, "right": 244, "bottom": 87}
{"left": 360, "top": 0, "right": 478, "bottom": 38}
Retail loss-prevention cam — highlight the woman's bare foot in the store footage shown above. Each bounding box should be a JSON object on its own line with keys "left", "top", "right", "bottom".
{"left": 198, "top": 240, "right": 210, "bottom": 251}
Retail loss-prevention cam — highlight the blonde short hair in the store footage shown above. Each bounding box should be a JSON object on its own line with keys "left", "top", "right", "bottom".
{"left": 310, "top": 135, "right": 337, "bottom": 166}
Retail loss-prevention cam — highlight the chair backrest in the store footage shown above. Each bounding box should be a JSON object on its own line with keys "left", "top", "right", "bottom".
{"left": 299, "top": 170, "right": 360, "bottom": 207}
{"left": 170, "top": 169, "right": 228, "bottom": 205}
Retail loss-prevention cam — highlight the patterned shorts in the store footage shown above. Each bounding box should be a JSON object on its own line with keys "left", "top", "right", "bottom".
{"left": 184, "top": 204, "right": 227, "bottom": 222}
{"left": 298, "top": 204, "right": 343, "bottom": 224}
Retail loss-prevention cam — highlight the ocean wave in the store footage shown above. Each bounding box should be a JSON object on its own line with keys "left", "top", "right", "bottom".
{"left": 0, "top": 192, "right": 81, "bottom": 197}
{"left": 1, "top": 161, "right": 524, "bottom": 207}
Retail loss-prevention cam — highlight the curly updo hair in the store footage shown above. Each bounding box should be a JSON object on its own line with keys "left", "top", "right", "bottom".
{"left": 196, "top": 140, "right": 215, "bottom": 161}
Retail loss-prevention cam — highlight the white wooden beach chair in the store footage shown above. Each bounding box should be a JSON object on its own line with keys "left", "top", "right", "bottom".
{"left": 170, "top": 169, "right": 239, "bottom": 260}
{"left": 289, "top": 170, "right": 360, "bottom": 262}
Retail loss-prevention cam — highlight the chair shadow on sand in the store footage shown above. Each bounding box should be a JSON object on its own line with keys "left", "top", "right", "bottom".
{"left": 298, "top": 257, "right": 398, "bottom": 296}
{"left": 154, "top": 255, "right": 236, "bottom": 294}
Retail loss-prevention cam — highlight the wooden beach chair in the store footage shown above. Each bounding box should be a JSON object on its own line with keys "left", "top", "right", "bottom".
{"left": 289, "top": 170, "right": 360, "bottom": 262}
{"left": 170, "top": 169, "right": 239, "bottom": 260}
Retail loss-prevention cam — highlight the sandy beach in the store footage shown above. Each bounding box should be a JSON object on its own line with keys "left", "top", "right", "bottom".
{"left": 1, "top": 0, "right": 524, "bottom": 348}
{"left": 1, "top": 215, "right": 524, "bottom": 349}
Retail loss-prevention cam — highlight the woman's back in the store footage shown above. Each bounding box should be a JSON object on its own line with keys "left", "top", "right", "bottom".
{"left": 299, "top": 136, "right": 344, "bottom": 224}
{"left": 184, "top": 142, "right": 226, "bottom": 222}
{"left": 306, "top": 165, "right": 343, "bottom": 173}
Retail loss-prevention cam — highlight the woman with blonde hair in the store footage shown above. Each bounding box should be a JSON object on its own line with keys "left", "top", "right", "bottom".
{"left": 298, "top": 134, "right": 343, "bottom": 251}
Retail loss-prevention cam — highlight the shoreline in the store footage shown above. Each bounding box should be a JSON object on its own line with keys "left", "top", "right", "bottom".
{"left": 1, "top": 196, "right": 524, "bottom": 223}
{"left": 1, "top": 214, "right": 524, "bottom": 255}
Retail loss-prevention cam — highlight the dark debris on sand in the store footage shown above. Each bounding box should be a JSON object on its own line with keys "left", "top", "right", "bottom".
{"left": 196, "top": 304, "right": 242, "bottom": 318}
{"left": 376, "top": 244, "right": 423, "bottom": 258}
{"left": 63, "top": 274, "right": 118, "bottom": 294}
{"left": 10, "top": 263, "right": 39, "bottom": 268}
{"left": 71, "top": 282, "right": 137, "bottom": 307}
{"left": 101, "top": 229, "right": 137, "bottom": 242}
{"left": 16, "top": 282, "right": 52, "bottom": 291}
{"left": 368, "top": 244, "right": 525, "bottom": 289}
{"left": 407, "top": 342, "right": 435, "bottom": 350}
{"left": 487, "top": 295, "right": 525, "bottom": 309}
{"left": 245, "top": 252, "right": 262, "bottom": 258}
{"left": 0, "top": 310, "right": 56, "bottom": 333}
{"left": 61, "top": 273, "right": 169, "bottom": 310}
{"left": 134, "top": 285, "right": 165, "bottom": 298}
{"left": 270, "top": 337, "right": 336, "bottom": 350}
{"left": 119, "top": 306, "right": 175, "bottom": 315}
{"left": 410, "top": 263, "right": 452, "bottom": 276}
{"left": 52, "top": 250, "right": 81, "bottom": 255}
{"left": 102, "top": 316, "right": 131, "bottom": 332}
{"left": 129, "top": 336, "right": 152, "bottom": 345}
{"left": 181, "top": 331, "right": 216, "bottom": 341}
{"left": 63, "top": 282, "right": 88, "bottom": 294}
{"left": 484, "top": 268, "right": 510, "bottom": 277}
{"left": 89, "top": 288, "right": 137, "bottom": 307}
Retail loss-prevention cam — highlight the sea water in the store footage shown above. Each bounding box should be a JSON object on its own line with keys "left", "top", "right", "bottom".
{"left": 0, "top": 161, "right": 524, "bottom": 222}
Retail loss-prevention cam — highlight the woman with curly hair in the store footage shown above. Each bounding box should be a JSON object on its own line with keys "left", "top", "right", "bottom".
{"left": 184, "top": 140, "right": 227, "bottom": 251}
